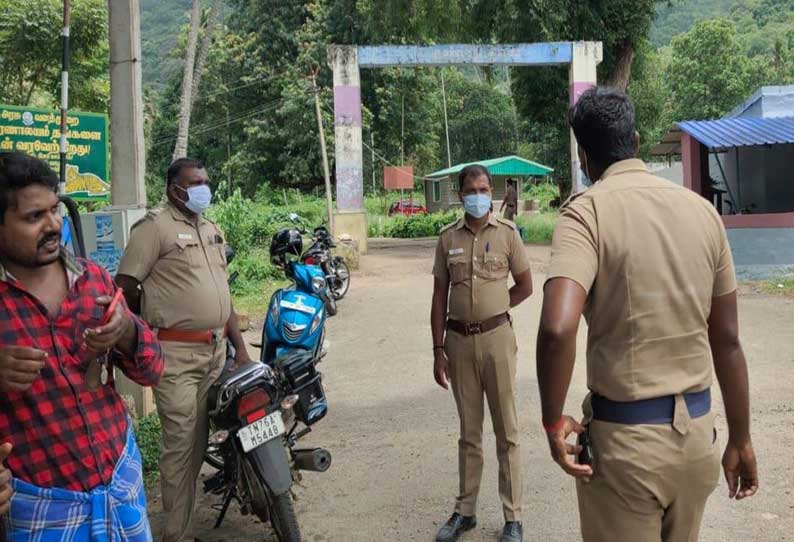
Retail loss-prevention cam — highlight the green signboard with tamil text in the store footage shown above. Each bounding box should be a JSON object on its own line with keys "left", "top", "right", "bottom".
{"left": 0, "top": 104, "right": 110, "bottom": 201}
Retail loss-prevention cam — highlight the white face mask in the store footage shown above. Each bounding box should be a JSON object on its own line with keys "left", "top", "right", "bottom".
{"left": 177, "top": 184, "right": 212, "bottom": 214}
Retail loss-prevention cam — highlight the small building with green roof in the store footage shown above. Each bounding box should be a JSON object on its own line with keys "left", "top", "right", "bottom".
{"left": 424, "top": 155, "right": 553, "bottom": 213}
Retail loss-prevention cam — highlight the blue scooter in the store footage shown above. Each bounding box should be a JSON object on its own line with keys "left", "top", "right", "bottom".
{"left": 259, "top": 225, "right": 333, "bottom": 425}
{"left": 262, "top": 224, "right": 335, "bottom": 362}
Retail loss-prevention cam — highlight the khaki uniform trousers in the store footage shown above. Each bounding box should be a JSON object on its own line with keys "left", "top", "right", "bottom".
{"left": 154, "top": 339, "right": 225, "bottom": 542}
{"left": 445, "top": 322, "right": 522, "bottom": 522}
{"left": 577, "top": 396, "right": 721, "bottom": 542}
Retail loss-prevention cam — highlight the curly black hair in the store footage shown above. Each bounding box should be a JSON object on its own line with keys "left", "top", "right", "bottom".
{"left": 0, "top": 152, "right": 59, "bottom": 223}
{"left": 568, "top": 87, "right": 636, "bottom": 167}
{"left": 458, "top": 164, "right": 493, "bottom": 191}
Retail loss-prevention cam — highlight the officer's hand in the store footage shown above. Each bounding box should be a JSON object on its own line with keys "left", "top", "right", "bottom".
{"left": 84, "top": 296, "right": 135, "bottom": 353}
{"left": 0, "top": 346, "right": 46, "bottom": 393}
{"left": 722, "top": 440, "right": 758, "bottom": 500}
{"left": 0, "top": 442, "right": 13, "bottom": 516}
{"left": 546, "top": 415, "right": 593, "bottom": 481}
{"left": 232, "top": 347, "right": 253, "bottom": 370}
{"left": 433, "top": 350, "right": 450, "bottom": 390}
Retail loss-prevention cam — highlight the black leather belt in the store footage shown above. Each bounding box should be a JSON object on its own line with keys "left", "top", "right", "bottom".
{"left": 447, "top": 313, "right": 510, "bottom": 336}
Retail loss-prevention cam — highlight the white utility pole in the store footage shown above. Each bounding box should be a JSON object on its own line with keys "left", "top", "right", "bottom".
{"left": 441, "top": 71, "right": 452, "bottom": 168}
{"left": 311, "top": 72, "right": 334, "bottom": 233}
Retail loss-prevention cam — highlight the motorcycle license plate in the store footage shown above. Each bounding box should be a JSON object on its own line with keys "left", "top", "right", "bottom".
{"left": 237, "top": 411, "right": 285, "bottom": 453}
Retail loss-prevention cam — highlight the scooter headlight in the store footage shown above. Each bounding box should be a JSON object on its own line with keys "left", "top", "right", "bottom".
{"left": 269, "top": 300, "right": 280, "bottom": 324}
{"left": 311, "top": 276, "right": 325, "bottom": 293}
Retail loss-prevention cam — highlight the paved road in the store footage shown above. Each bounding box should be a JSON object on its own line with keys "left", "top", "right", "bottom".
{"left": 149, "top": 241, "right": 794, "bottom": 541}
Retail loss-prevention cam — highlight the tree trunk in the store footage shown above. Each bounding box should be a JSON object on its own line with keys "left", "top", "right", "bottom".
{"left": 605, "top": 41, "right": 635, "bottom": 92}
{"left": 172, "top": 0, "right": 201, "bottom": 161}
{"left": 190, "top": 0, "right": 222, "bottom": 102}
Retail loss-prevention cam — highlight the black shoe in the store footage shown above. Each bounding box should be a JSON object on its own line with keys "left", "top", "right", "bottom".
{"left": 436, "top": 512, "right": 477, "bottom": 542}
{"left": 499, "top": 522, "right": 523, "bottom": 542}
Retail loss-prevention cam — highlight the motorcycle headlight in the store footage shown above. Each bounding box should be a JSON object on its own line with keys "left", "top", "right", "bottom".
{"left": 311, "top": 276, "right": 325, "bottom": 293}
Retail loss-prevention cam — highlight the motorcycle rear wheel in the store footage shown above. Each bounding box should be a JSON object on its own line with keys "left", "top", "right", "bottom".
{"left": 269, "top": 490, "right": 301, "bottom": 542}
{"left": 204, "top": 444, "right": 225, "bottom": 470}
{"left": 330, "top": 261, "right": 350, "bottom": 300}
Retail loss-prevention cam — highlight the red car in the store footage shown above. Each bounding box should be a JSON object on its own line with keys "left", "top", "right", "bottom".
{"left": 388, "top": 200, "right": 428, "bottom": 217}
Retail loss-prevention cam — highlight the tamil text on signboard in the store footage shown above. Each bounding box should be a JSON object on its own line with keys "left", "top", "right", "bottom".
{"left": 0, "top": 104, "right": 110, "bottom": 201}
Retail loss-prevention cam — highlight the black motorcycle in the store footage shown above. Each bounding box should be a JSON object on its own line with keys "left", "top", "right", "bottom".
{"left": 203, "top": 249, "right": 332, "bottom": 542}
{"left": 290, "top": 214, "right": 351, "bottom": 301}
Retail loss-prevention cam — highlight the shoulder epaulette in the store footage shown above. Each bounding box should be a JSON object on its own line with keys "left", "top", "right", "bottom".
{"left": 439, "top": 219, "right": 460, "bottom": 234}
{"left": 131, "top": 207, "right": 162, "bottom": 230}
{"left": 560, "top": 189, "right": 586, "bottom": 210}
{"left": 496, "top": 217, "right": 517, "bottom": 230}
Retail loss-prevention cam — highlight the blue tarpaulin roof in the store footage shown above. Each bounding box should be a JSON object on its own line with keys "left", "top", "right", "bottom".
{"left": 677, "top": 117, "right": 794, "bottom": 151}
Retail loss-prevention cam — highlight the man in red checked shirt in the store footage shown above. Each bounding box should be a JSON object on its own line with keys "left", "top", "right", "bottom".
{"left": 0, "top": 152, "right": 164, "bottom": 542}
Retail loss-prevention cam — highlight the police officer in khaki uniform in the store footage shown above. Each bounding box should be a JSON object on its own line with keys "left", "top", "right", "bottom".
{"left": 499, "top": 179, "right": 518, "bottom": 222}
{"left": 431, "top": 165, "right": 533, "bottom": 542}
{"left": 117, "top": 158, "right": 252, "bottom": 542}
{"left": 537, "top": 88, "right": 758, "bottom": 542}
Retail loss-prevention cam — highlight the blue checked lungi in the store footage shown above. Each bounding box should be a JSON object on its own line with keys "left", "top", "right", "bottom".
{"left": 7, "top": 421, "right": 152, "bottom": 542}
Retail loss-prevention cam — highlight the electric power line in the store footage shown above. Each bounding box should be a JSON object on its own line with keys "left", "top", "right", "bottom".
{"left": 319, "top": 99, "right": 435, "bottom": 182}
{"left": 150, "top": 90, "right": 312, "bottom": 147}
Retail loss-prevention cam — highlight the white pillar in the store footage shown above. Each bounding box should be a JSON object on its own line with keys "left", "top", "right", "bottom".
{"left": 108, "top": 0, "right": 147, "bottom": 207}
{"left": 329, "top": 45, "right": 368, "bottom": 252}
{"left": 569, "top": 42, "right": 602, "bottom": 195}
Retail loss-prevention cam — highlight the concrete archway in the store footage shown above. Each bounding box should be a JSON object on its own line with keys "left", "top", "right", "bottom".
{"left": 328, "top": 42, "right": 603, "bottom": 252}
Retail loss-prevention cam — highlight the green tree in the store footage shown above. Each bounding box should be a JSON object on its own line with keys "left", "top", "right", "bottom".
{"left": 667, "top": 19, "right": 759, "bottom": 120}
{"left": 628, "top": 43, "right": 671, "bottom": 158}
{"left": 442, "top": 70, "right": 519, "bottom": 164}
{"left": 0, "top": 0, "right": 108, "bottom": 111}
{"left": 485, "top": 1, "right": 667, "bottom": 196}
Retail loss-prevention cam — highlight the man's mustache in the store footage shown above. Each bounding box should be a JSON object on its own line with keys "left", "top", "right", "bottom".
{"left": 37, "top": 232, "right": 61, "bottom": 248}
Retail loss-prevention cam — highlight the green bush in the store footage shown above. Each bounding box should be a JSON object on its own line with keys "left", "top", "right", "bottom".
{"left": 133, "top": 412, "right": 161, "bottom": 480}
{"left": 382, "top": 211, "right": 460, "bottom": 238}
{"left": 523, "top": 181, "right": 560, "bottom": 211}
{"left": 229, "top": 248, "right": 282, "bottom": 292}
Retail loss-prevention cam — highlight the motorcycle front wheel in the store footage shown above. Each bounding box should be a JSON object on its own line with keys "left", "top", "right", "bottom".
{"left": 325, "top": 295, "right": 338, "bottom": 316}
{"left": 269, "top": 490, "right": 301, "bottom": 542}
{"left": 330, "top": 260, "right": 350, "bottom": 300}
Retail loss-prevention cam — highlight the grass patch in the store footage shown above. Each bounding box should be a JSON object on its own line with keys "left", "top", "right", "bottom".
{"left": 515, "top": 212, "right": 558, "bottom": 245}
{"left": 761, "top": 278, "right": 794, "bottom": 296}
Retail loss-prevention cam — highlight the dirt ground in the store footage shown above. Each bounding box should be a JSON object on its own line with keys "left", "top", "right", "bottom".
{"left": 148, "top": 240, "right": 794, "bottom": 542}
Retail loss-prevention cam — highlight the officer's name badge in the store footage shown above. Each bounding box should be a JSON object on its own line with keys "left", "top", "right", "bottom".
{"left": 448, "top": 248, "right": 464, "bottom": 255}
{"left": 178, "top": 233, "right": 193, "bottom": 240}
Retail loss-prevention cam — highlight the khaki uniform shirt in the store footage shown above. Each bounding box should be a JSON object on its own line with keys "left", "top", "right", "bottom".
{"left": 547, "top": 159, "right": 737, "bottom": 401}
{"left": 433, "top": 214, "right": 531, "bottom": 322}
{"left": 117, "top": 202, "right": 232, "bottom": 331}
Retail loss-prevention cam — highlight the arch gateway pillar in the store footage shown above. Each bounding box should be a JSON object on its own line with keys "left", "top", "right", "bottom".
{"left": 328, "top": 42, "right": 603, "bottom": 253}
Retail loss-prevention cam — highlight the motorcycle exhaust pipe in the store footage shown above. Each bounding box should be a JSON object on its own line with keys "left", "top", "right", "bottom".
{"left": 293, "top": 447, "right": 332, "bottom": 472}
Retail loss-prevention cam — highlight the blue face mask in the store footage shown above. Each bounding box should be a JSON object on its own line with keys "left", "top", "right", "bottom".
{"left": 463, "top": 193, "right": 491, "bottom": 219}
{"left": 178, "top": 184, "right": 212, "bottom": 214}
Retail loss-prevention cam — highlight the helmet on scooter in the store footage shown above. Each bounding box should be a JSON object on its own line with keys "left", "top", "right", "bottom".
{"left": 270, "top": 228, "right": 303, "bottom": 264}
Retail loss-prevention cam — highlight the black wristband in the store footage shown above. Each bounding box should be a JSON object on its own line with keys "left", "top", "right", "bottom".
{"left": 433, "top": 345, "right": 444, "bottom": 350}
